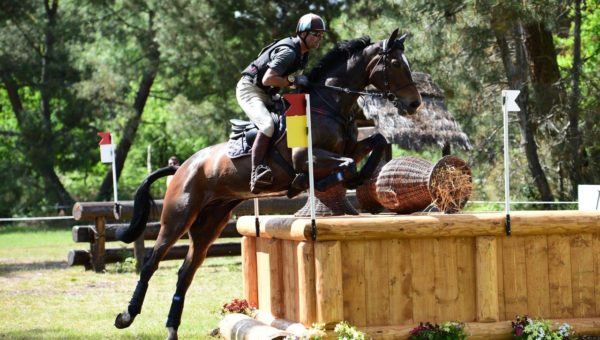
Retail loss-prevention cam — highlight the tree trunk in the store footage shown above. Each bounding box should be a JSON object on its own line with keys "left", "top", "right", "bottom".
{"left": 492, "top": 14, "right": 554, "bottom": 205}
{"left": 566, "top": 0, "right": 583, "bottom": 198}
{"left": 96, "top": 11, "right": 160, "bottom": 201}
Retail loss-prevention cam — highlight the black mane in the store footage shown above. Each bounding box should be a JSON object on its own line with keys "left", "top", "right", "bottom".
{"left": 307, "top": 36, "right": 372, "bottom": 82}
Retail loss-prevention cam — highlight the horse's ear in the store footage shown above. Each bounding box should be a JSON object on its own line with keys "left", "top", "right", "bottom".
{"left": 385, "top": 28, "right": 399, "bottom": 51}
{"left": 398, "top": 33, "right": 407, "bottom": 44}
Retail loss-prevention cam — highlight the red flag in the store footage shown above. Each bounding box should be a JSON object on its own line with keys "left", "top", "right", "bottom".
{"left": 283, "top": 94, "right": 308, "bottom": 147}
{"left": 98, "top": 132, "right": 112, "bottom": 145}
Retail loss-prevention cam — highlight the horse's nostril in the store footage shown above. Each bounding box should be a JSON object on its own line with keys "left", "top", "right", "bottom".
{"left": 410, "top": 100, "right": 421, "bottom": 108}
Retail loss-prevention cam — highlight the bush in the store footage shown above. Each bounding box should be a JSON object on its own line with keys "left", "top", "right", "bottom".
{"left": 512, "top": 315, "right": 574, "bottom": 339}
{"left": 409, "top": 321, "right": 466, "bottom": 340}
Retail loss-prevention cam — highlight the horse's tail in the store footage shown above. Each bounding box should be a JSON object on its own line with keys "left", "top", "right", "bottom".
{"left": 115, "top": 166, "right": 178, "bottom": 243}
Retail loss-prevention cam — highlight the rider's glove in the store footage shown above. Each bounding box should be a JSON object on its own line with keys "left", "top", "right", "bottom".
{"left": 295, "top": 75, "right": 309, "bottom": 87}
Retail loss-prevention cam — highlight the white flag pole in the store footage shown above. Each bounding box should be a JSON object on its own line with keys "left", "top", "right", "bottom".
{"left": 305, "top": 93, "right": 317, "bottom": 240}
{"left": 501, "top": 90, "right": 520, "bottom": 236}
{"left": 111, "top": 143, "right": 121, "bottom": 219}
{"left": 502, "top": 92, "right": 511, "bottom": 235}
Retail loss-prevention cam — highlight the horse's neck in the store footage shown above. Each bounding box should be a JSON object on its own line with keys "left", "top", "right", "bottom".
{"left": 317, "top": 44, "right": 379, "bottom": 115}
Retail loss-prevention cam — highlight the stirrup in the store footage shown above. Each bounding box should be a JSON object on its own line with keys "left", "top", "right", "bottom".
{"left": 250, "top": 165, "right": 273, "bottom": 194}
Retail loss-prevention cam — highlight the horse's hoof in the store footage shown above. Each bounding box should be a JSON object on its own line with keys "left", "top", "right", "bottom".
{"left": 166, "top": 327, "right": 178, "bottom": 340}
{"left": 114, "top": 311, "right": 134, "bottom": 329}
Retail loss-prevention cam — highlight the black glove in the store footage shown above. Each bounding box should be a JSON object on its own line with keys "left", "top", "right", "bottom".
{"left": 294, "top": 75, "right": 309, "bottom": 87}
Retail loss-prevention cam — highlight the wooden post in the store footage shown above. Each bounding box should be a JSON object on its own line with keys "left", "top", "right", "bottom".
{"left": 476, "top": 236, "right": 499, "bottom": 322}
{"left": 314, "top": 241, "right": 343, "bottom": 328}
{"left": 297, "top": 241, "right": 316, "bottom": 326}
{"left": 133, "top": 234, "right": 145, "bottom": 273}
{"left": 91, "top": 217, "right": 106, "bottom": 272}
{"left": 242, "top": 236, "right": 258, "bottom": 307}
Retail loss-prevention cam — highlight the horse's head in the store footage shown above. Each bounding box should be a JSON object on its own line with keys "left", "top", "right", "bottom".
{"left": 367, "top": 29, "right": 422, "bottom": 114}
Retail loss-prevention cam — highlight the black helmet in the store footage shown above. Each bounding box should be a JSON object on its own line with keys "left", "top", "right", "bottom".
{"left": 296, "top": 13, "right": 326, "bottom": 34}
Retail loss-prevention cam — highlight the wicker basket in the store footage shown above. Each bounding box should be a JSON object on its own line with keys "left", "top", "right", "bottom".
{"left": 375, "top": 155, "right": 472, "bottom": 214}
{"left": 295, "top": 183, "right": 359, "bottom": 217}
{"left": 356, "top": 166, "right": 385, "bottom": 214}
{"left": 376, "top": 157, "right": 434, "bottom": 213}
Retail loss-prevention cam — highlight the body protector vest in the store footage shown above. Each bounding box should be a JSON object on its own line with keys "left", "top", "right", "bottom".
{"left": 242, "top": 37, "right": 308, "bottom": 92}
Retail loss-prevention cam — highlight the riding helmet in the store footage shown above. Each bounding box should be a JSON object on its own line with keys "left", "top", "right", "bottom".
{"left": 296, "top": 13, "right": 326, "bottom": 33}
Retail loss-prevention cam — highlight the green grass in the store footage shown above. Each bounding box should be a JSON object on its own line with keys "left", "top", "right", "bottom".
{"left": 0, "top": 225, "right": 242, "bottom": 339}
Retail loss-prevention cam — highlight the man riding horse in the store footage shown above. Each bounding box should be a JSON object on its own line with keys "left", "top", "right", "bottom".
{"left": 237, "top": 13, "right": 325, "bottom": 194}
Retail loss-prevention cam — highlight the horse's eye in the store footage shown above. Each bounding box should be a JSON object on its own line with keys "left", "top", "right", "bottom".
{"left": 391, "top": 59, "right": 402, "bottom": 68}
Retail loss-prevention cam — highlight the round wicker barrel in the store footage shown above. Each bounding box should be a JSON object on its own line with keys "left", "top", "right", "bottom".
{"left": 356, "top": 166, "right": 384, "bottom": 214}
{"left": 428, "top": 155, "right": 472, "bottom": 213}
{"left": 295, "top": 183, "right": 359, "bottom": 217}
{"left": 375, "top": 157, "right": 433, "bottom": 213}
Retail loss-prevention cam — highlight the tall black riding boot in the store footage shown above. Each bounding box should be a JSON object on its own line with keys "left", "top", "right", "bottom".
{"left": 250, "top": 131, "right": 273, "bottom": 194}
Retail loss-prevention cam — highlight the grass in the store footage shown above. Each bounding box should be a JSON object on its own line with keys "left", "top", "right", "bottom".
{"left": 0, "top": 225, "right": 242, "bottom": 339}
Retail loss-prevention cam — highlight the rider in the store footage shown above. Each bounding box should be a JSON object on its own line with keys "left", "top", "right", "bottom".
{"left": 237, "top": 13, "right": 326, "bottom": 194}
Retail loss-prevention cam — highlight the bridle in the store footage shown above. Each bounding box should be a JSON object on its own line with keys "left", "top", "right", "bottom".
{"left": 308, "top": 37, "right": 416, "bottom": 112}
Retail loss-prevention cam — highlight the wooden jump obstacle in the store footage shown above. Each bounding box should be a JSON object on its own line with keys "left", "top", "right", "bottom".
{"left": 70, "top": 195, "right": 359, "bottom": 272}
{"left": 236, "top": 210, "right": 600, "bottom": 339}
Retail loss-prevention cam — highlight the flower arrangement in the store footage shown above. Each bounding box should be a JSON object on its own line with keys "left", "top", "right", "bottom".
{"left": 334, "top": 321, "right": 366, "bottom": 340}
{"left": 408, "top": 321, "right": 467, "bottom": 340}
{"left": 512, "top": 315, "right": 574, "bottom": 339}
{"left": 220, "top": 298, "right": 255, "bottom": 316}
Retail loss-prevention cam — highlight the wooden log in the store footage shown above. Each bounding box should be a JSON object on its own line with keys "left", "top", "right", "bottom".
{"left": 253, "top": 310, "right": 311, "bottom": 338}
{"left": 91, "top": 217, "right": 106, "bottom": 272}
{"left": 219, "top": 313, "right": 290, "bottom": 340}
{"left": 236, "top": 211, "right": 600, "bottom": 241}
{"left": 502, "top": 236, "right": 527, "bottom": 319}
{"left": 68, "top": 242, "right": 241, "bottom": 267}
{"left": 342, "top": 240, "right": 367, "bottom": 326}
{"left": 524, "top": 235, "right": 550, "bottom": 317}
{"left": 570, "top": 233, "right": 595, "bottom": 317}
{"left": 242, "top": 236, "right": 258, "bottom": 308}
{"left": 72, "top": 220, "right": 240, "bottom": 243}
{"left": 296, "top": 241, "right": 317, "bottom": 327}
{"left": 256, "top": 238, "right": 284, "bottom": 317}
{"left": 365, "top": 239, "right": 390, "bottom": 325}
{"left": 387, "top": 238, "right": 413, "bottom": 325}
{"left": 456, "top": 237, "right": 476, "bottom": 322}
{"left": 314, "top": 241, "right": 343, "bottom": 328}
{"left": 548, "top": 234, "right": 573, "bottom": 318}
{"left": 475, "top": 236, "right": 499, "bottom": 322}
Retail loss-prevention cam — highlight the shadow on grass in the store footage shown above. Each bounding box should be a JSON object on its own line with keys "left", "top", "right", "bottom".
{"left": 0, "top": 329, "right": 171, "bottom": 339}
{"left": 0, "top": 260, "right": 67, "bottom": 276}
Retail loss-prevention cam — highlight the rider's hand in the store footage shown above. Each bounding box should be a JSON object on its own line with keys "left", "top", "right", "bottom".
{"left": 294, "top": 75, "right": 309, "bottom": 87}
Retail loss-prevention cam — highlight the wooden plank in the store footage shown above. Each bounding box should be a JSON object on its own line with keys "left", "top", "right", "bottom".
{"left": 297, "top": 242, "right": 316, "bottom": 327}
{"left": 496, "top": 237, "right": 505, "bottom": 320}
{"left": 388, "top": 238, "right": 413, "bottom": 325}
{"left": 365, "top": 239, "right": 391, "bottom": 326}
{"left": 502, "top": 236, "right": 527, "bottom": 319}
{"left": 410, "top": 238, "right": 436, "bottom": 323}
{"left": 475, "top": 236, "right": 499, "bottom": 322}
{"left": 524, "top": 235, "right": 550, "bottom": 318}
{"left": 341, "top": 240, "right": 367, "bottom": 326}
{"left": 570, "top": 233, "right": 595, "bottom": 317}
{"left": 314, "top": 241, "right": 343, "bottom": 328}
{"left": 455, "top": 237, "right": 476, "bottom": 322}
{"left": 593, "top": 234, "right": 600, "bottom": 315}
{"left": 242, "top": 236, "right": 258, "bottom": 308}
{"left": 434, "top": 237, "right": 459, "bottom": 322}
{"left": 256, "top": 238, "right": 284, "bottom": 316}
{"left": 91, "top": 217, "right": 106, "bottom": 272}
{"left": 281, "top": 240, "right": 299, "bottom": 321}
{"left": 548, "top": 234, "right": 573, "bottom": 318}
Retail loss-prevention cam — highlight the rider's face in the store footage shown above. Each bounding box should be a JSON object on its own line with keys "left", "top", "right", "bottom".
{"left": 305, "top": 31, "right": 323, "bottom": 49}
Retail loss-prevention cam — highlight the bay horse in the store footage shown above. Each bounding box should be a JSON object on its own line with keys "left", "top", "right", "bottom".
{"left": 114, "top": 29, "right": 421, "bottom": 339}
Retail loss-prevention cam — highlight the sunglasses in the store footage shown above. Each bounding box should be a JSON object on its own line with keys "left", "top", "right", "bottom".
{"left": 308, "top": 31, "right": 324, "bottom": 38}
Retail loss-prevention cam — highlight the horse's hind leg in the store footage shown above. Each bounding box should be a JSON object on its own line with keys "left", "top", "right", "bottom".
{"left": 115, "top": 207, "right": 197, "bottom": 329}
{"left": 165, "top": 200, "right": 241, "bottom": 340}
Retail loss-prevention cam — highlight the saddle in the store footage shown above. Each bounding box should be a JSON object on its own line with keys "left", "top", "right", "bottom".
{"left": 227, "top": 96, "right": 287, "bottom": 159}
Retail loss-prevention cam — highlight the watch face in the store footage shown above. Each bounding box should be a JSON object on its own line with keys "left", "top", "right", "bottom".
{"left": 288, "top": 75, "right": 295, "bottom": 83}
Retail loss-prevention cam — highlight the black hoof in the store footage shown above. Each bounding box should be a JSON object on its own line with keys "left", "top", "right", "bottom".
{"left": 114, "top": 312, "right": 134, "bottom": 329}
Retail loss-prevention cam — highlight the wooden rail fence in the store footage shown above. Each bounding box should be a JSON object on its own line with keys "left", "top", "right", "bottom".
{"left": 69, "top": 194, "right": 359, "bottom": 272}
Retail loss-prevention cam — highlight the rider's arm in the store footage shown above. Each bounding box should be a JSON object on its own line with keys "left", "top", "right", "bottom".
{"left": 262, "top": 46, "right": 295, "bottom": 88}
{"left": 262, "top": 68, "right": 291, "bottom": 88}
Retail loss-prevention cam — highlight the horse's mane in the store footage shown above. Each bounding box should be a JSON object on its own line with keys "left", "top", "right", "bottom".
{"left": 307, "top": 36, "right": 372, "bottom": 82}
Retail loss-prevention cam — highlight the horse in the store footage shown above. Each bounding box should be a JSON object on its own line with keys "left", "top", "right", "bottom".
{"left": 113, "top": 28, "right": 421, "bottom": 339}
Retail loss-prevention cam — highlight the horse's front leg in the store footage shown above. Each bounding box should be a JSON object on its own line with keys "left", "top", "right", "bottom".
{"left": 344, "top": 133, "right": 388, "bottom": 189}
{"left": 291, "top": 147, "right": 357, "bottom": 193}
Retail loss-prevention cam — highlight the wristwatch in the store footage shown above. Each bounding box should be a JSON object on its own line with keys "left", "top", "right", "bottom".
{"left": 287, "top": 75, "right": 295, "bottom": 84}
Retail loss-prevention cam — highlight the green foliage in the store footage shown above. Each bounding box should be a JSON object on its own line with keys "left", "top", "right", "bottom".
{"left": 334, "top": 321, "right": 366, "bottom": 340}
{"left": 409, "top": 321, "right": 467, "bottom": 340}
{"left": 512, "top": 315, "right": 574, "bottom": 339}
